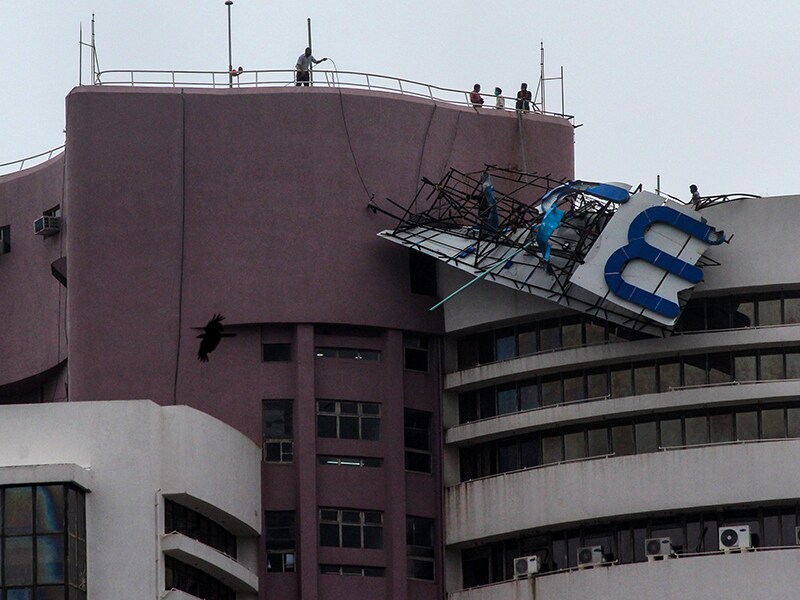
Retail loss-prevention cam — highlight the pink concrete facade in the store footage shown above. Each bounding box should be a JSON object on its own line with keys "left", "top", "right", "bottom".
{"left": 1, "top": 85, "right": 574, "bottom": 599}
{"left": 0, "top": 157, "right": 67, "bottom": 402}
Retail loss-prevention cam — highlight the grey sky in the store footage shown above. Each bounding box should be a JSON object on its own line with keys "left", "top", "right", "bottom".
{"left": 2, "top": 1, "right": 798, "bottom": 198}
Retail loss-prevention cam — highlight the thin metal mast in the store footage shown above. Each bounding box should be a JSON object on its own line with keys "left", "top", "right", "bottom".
{"left": 540, "top": 41, "right": 545, "bottom": 114}
{"left": 307, "top": 18, "right": 313, "bottom": 85}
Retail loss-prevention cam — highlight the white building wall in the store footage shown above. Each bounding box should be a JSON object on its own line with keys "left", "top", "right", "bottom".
{"left": 0, "top": 400, "right": 261, "bottom": 600}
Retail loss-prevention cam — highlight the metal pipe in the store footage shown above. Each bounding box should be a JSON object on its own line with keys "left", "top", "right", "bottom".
{"left": 226, "top": 1, "right": 233, "bottom": 88}
{"left": 307, "top": 18, "right": 312, "bottom": 85}
{"left": 91, "top": 14, "right": 96, "bottom": 84}
{"left": 540, "top": 41, "right": 545, "bottom": 114}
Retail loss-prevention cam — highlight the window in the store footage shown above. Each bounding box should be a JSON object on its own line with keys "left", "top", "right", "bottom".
{"left": 263, "top": 400, "right": 293, "bottom": 462}
{"left": 165, "top": 556, "right": 235, "bottom": 600}
{"left": 320, "top": 564, "right": 385, "bottom": 577}
{"left": 407, "top": 516, "right": 435, "bottom": 580}
{"left": 495, "top": 329, "right": 516, "bottom": 361}
{"left": 317, "top": 401, "right": 380, "bottom": 440}
{"left": 405, "top": 409, "right": 432, "bottom": 473}
{"left": 1, "top": 484, "right": 87, "bottom": 599}
{"left": 0, "top": 225, "right": 9, "bottom": 254}
{"left": 318, "top": 455, "right": 383, "bottom": 467}
{"left": 315, "top": 347, "right": 380, "bottom": 360}
{"left": 404, "top": 335, "right": 430, "bottom": 372}
{"left": 262, "top": 343, "right": 292, "bottom": 362}
{"left": 265, "top": 511, "right": 295, "bottom": 573}
{"left": 319, "top": 508, "right": 383, "bottom": 549}
{"left": 165, "top": 499, "right": 237, "bottom": 558}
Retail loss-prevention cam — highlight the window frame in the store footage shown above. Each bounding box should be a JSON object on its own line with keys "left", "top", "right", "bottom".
{"left": 319, "top": 508, "right": 384, "bottom": 550}
{"left": 263, "top": 400, "right": 294, "bottom": 463}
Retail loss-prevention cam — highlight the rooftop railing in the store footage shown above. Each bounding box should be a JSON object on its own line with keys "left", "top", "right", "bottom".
{"left": 3, "top": 68, "right": 570, "bottom": 178}
{"left": 94, "top": 68, "right": 575, "bottom": 121}
{"left": 0, "top": 145, "right": 65, "bottom": 178}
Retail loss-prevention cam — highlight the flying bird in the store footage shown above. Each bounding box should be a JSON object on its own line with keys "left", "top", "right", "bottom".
{"left": 194, "top": 313, "right": 236, "bottom": 362}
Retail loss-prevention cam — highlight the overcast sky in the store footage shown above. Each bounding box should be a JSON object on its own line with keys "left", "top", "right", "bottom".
{"left": 2, "top": 1, "right": 798, "bottom": 198}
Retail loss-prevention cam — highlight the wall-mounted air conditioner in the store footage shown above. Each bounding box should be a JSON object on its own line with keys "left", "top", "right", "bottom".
{"left": 577, "top": 545, "right": 604, "bottom": 567}
{"left": 718, "top": 525, "right": 752, "bottom": 551}
{"left": 645, "top": 537, "right": 674, "bottom": 560}
{"left": 513, "top": 555, "right": 540, "bottom": 578}
{"left": 34, "top": 216, "right": 61, "bottom": 238}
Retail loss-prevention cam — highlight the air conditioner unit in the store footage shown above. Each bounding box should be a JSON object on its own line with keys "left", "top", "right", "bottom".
{"left": 577, "top": 545, "right": 604, "bottom": 567}
{"left": 718, "top": 525, "right": 752, "bottom": 551}
{"left": 645, "top": 537, "right": 674, "bottom": 560}
{"left": 34, "top": 216, "right": 61, "bottom": 237}
{"left": 513, "top": 555, "right": 540, "bottom": 578}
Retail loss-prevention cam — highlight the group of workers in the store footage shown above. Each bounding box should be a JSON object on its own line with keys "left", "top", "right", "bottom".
{"left": 470, "top": 83, "right": 533, "bottom": 112}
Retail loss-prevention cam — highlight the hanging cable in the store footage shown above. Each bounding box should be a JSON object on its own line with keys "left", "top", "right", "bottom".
{"left": 415, "top": 104, "right": 437, "bottom": 186}
{"left": 517, "top": 111, "right": 529, "bottom": 173}
{"left": 172, "top": 90, "right": 188, "bottom": 405}
{"left": 326, "top": 58, "right": 373, "bottom": 202}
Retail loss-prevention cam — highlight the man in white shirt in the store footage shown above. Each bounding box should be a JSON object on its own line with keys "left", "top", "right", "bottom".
{"left": 296, "top": 47, "right": 327, "bottom": 87}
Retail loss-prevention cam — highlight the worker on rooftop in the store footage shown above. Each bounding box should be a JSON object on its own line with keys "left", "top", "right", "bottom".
{"left": 296, "top": 47, "right": 327, "bottom": 87}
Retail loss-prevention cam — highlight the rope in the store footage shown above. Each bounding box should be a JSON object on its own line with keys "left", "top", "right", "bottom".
{"left": 415, "top": 104, "right": 437, "bottom": 186}
{"left": 517, "top": 110, "right": 529, "bottom": 173}
{"left": 327, "top": 58, "right": 373, "bottom": 202}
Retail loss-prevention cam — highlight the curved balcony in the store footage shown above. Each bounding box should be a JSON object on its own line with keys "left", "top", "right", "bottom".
{"left": 445, "top": 323, "right": 800, "bottom": 392}
{"left": 161, "top": 532, "right": 258, "bottom": 593}
{"left": 446, "top": 438, "right": 800, "bottom": 545}
{"left": 447, "top": 379, "right": 800, "bottom": 446}
{"left": 448, "top": 547, "right": 800, "bottom": 600}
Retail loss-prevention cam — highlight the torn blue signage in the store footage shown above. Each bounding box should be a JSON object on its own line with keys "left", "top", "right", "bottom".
{"left": 604, "top": 205, "right": 725, "bottom": 318}
{"left": 571, "top": 191, "right": 726, "bottom": 327}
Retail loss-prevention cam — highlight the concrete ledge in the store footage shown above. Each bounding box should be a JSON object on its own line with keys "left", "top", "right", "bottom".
{"left": 0, "top": 463, "right": 93, "bottom": 490}
{"left": 446, "top": 439, "right": 800, "bottom": 545}
{"left": 161, "top": 532, "right": 258, "bottom": 592}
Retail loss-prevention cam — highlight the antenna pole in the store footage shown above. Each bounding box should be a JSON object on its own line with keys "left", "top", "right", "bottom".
{"left": 560, "top": 65, "right": 565, "bottom": 116}
{"left": 226, "top": 1, "right": 233, "bottom": 88}
{"left": 91, "top": 14, "right": 96, "bottom": 84}
{"left": 540, "top": 41, "right": 545, "bottom": 114}
{"left": 307, "top": 18, "right": 313, "bottom": 85}
{"left": 79, "top": 23, "right": 83, "bottom": 86}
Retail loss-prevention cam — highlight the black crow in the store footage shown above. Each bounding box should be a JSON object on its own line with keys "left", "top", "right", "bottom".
{"left": 195, "top": 313, "right": 236, "bottom": 362}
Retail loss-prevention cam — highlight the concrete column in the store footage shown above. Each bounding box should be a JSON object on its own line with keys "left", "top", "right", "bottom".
{"left": 382, "top": 329, "right": 407, "bottom": 599}
{"left": 295, "top": 324, "right": 318, "bottom": 599}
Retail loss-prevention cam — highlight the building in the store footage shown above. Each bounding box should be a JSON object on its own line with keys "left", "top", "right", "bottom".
{"left": 0, "top": 80, "right": 571, "bottom": 599}
{"left": 5, "top": 71, "right": 796, "bottom": 600}
{"left": 439, "top": 193, "right": 800, "bottom": 599}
